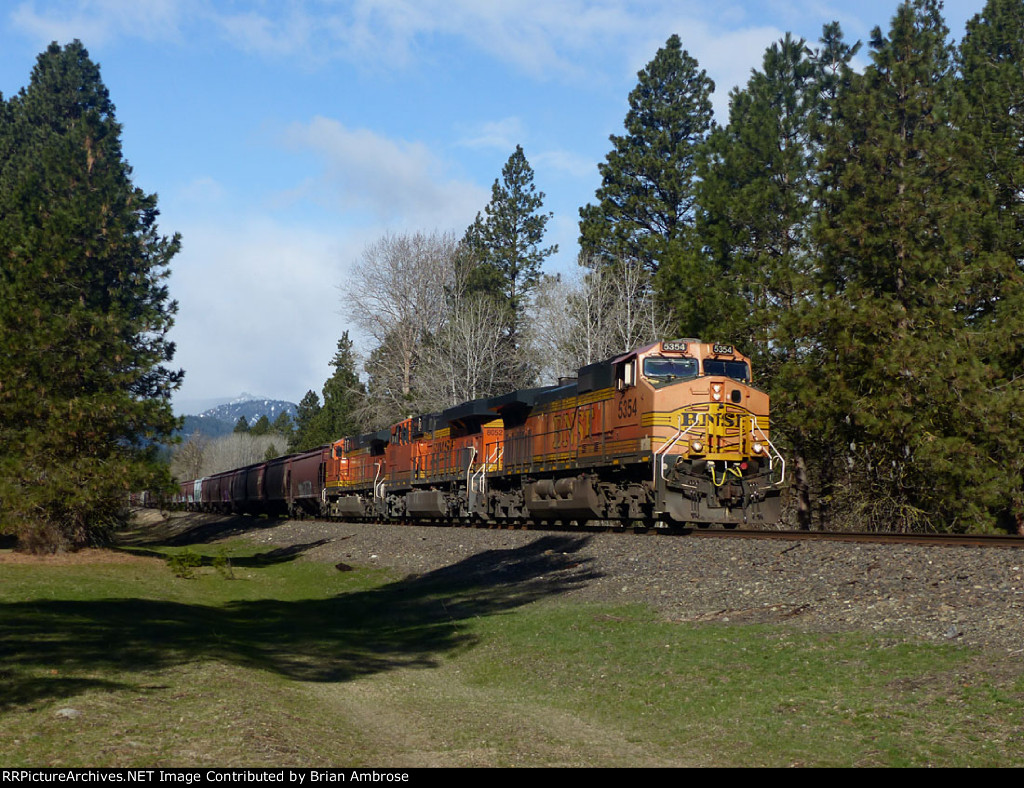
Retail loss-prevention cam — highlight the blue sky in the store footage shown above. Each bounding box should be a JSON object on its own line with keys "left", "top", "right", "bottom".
{"left": 0, "top": 0, "right": 983, "bottom": 412}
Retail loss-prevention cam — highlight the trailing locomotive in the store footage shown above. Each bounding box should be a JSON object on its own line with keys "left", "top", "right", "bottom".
{"left": 175, "top": 340, "right": 784, "bottom": 527}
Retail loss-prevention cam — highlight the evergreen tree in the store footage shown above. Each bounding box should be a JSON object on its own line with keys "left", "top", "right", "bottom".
{"left": 249, "top": 415, "right": 271, "bottom": 436}
{"left": 694, "top": 27, "right": 858, "bottom": 527}
{"left": 359, "top": 328, "right": 421, "bottom": 429}
{"left": 462, "top": 145, "right": 556, "bottom": 355}
{"left": 812, "top": 22, "right": 863, "bottom": 118}
{"left": 695, "top": 33, "right": 821, "bottom": 371}
{"left": 959, "top": 0, "right": 1024, "bottom": 272}
{"left": 271, "top": 411, "right": 294, "bottom": 437}
{"left": 957, "top": 0, "right": 1024, "bottom": 531}
{"left": 302, "top": 331, "right": 366, "bottom": 448}
{"left": 579, "top": 34, "right": 714, "bottom": 276}
{"left": 809, "top": 0, "right": 1002, "bottom": 531}
{"left": 233, "top": 416, "right": 250, "bottom": 433}
{"left": 290, "top": 390, "right": 321, "bottom": 451}
{"left": 0, "top": 42, "right": 182, "bottom": 551}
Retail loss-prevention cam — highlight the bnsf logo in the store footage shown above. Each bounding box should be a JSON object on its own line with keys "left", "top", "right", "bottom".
{"left": 682, "top": 412, "right": 744, "bottom": 428}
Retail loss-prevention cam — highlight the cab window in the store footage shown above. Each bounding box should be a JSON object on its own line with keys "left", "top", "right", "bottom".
{"left": 616, "top": 358, "right": 637, "bottom": 389}
{"left": 703, "top": 359, "right": 751, "bottom": 382}
{"left": 643, "top": 357, "right": 698, "bottom": 381}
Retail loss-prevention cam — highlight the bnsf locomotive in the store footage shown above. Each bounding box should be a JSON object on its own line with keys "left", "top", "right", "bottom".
{"left": 175, "top": 340, "right": 785, "bottom": 527}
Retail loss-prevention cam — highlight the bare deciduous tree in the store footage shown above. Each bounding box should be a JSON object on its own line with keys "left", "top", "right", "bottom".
{"left": 343, "top": 231, "right": 459, "bottom": 427}
{"left": 171, "top": 433, "right": 289, "bottom": 479}
{"left": 170, "top": 431, "right": 208, "bottom": 482}
{"left": 344, "top": 232, "right": 455, "bottom": 390}
{"left": 418, "top": 291, "right": 516, "bottom": 410}
{"left": 530, "top": 256, "right": 671, "bottom": 384}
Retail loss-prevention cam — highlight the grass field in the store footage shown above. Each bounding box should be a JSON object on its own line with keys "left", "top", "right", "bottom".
{"left": 1, "top": 531, "right": 1022, "bottom": 767}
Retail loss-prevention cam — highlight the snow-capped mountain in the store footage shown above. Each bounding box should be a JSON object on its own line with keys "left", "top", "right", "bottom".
{"left": 178, "top": 394, "right": 298, "bottom": 439}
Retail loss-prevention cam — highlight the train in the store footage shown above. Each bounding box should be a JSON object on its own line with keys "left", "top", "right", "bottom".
{"left": 173, "top": 339, "right": 785, "bottom": 528}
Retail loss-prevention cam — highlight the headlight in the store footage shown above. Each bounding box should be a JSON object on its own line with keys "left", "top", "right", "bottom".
{"left": 690, "top": 441, "right": 703, "bottom": 453}
{"left": 752, "top": 442, "right": 763, "bottom": 454}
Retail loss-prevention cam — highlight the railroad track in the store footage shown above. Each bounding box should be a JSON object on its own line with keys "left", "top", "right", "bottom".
{"left": 313, "top": 516, "right": 1024, "bottom": 548}
{"left": 684, "top": 528, "right": 1024, "bottom": 548}
{"left": 154, "top": 509, "right": 1024, "bottom": 549}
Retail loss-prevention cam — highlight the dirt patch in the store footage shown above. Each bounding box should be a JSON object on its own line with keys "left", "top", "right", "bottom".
{"left": 0, "top": 547, "right": 156, "bottom": 566}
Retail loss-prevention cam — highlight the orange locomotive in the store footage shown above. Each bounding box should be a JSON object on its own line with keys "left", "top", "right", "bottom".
{"left": 323, "top": 339, "right": 784, "bottom": 527}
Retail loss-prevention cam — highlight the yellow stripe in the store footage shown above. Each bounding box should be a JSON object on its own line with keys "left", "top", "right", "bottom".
{"left": 532, "top": 387, "right": 615, "bottom": 415}
{"left": 642, "top": 405, "right": 769, "bottom": 430}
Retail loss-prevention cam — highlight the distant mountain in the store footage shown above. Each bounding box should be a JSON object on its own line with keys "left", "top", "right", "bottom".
{"left": 198, "top": 395, "right": 297, "bottom": 424}
{"left": 177, "top": 394, "right": 298, "bottom": 439}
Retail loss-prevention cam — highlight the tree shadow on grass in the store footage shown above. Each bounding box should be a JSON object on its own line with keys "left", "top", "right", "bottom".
{"left": 118, "top": 512, "right": 288, "bottom": 548}
{"left": 119, "top": 540, "right": 334, "bottom": 569}
{"left": 0, "top": 535, "right": 598, "bottom": 710}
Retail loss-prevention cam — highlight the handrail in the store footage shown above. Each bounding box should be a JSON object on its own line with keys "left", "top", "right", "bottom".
{"left": 472, "top": 445, "right": 503, "bottom": 494}
{"left": 750, "top": 417, "right": 786, "bottom": 486}
{"left": 655, "top": 416, "right": 697, "bottom": 483}
{"left": 464, "top": 446, "right": 478, "bottom": 494}
{"left": 373, "top": 461, "right": 385, "bottom": 500}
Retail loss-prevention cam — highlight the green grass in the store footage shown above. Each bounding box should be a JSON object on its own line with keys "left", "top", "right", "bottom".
{"left": 459, "top": 604, "right": 1024, "bottom": 766}
{"left": 1, "top": 534, "right": 1022, "bottom": 767}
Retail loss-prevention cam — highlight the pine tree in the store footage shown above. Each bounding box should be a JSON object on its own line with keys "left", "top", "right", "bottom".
{"left": 360, "top": 330, "right": 418, "bottom": 429}
{"left": 234, "top": 416, "right": 251, "bottom": 434}
{"left": 289, "top": 390, "right": 322, "bottom": 451}
{"left": 957, "top": 0, "right": 1024, "bottom": 531}
{"left": 809, "top": 1, "right": 1001, "bottom": 531}
{"left": 249, "top": 415, "right": 271, "bottom": 436}
{"left": 579, "top": 34, "right": 714, "bottom": 276}
{"left": 271, "top": 411, "right": 294, "bottom": 437}
{"left": 303, "top": 331, "right": 365, "bottom": 448}
{"left": 696, "top": 33, "right": 821, "bottom": 371}
{"left": 0, "top": 42, "right": 182, "bottom": 551}
{"left": 959, "top": 0, "right": 1024, "bottom": 256}
{"left": 463, "top": 145, "right": 556, "bottom": 355}
{"left": 692, "top": 27, "right": 859, "bottom": 528}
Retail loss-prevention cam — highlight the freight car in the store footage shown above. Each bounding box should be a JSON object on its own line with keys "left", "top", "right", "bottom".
{"left": 176, "top": 340, "right": 785, "bottom": 528}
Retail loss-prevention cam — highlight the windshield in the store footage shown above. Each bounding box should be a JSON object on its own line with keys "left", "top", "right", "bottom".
{"left": 643, "top": 357, "right": 699, "bottom": 381}
{"left": 703, "top": 359, "right": 751, "bottom": 382}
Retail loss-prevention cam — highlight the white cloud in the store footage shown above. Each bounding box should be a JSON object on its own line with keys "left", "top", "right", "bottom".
{"left": 457, "top": 117, "right": 526, "bottom": 151}
{"left": 10, "top": 0, "right": 185, "bottom": 46}
{"left": 176, "top": 176, "right": 227, "bottom": 205}
{"left": 8, "top": 1, "right": 980, "bottom": 93}
{"left": 280, "top": 116, "right": 487, "bottom": 227}
{"left": 169, "top": 217, "right": 355, "bottom": 404}
{"left": 5, "top": 1, "right": 915, "bottom": 109}
{"left": 16, "top": 0, "right": 652, "bottom": 79}
{"left": 215, "top": 6, "right": 314, "bottom": 58}
{"left": 691, "top": 25, "right": 788, "bottom": 122}
{"left": 534, "top": 148, "right": 598, "bottom": 180}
